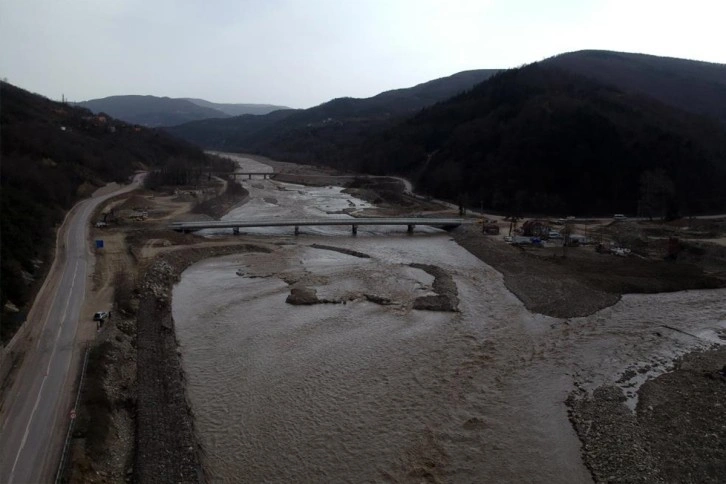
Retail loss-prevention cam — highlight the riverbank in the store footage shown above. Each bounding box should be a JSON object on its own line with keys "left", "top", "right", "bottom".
{"left": 452, "top": 224, "right": 725, "bottom": 318}
{"left": 135, "top": 244, "right": 271, "bottom": 483}
{"left": 69, "top": 153, "right": 725, "bottom": 483}
{"left": 568, "top": 344, "right": 726, "bottom": 483}
{"left": 263, "top": 159, "right": 725, "bottom": 482}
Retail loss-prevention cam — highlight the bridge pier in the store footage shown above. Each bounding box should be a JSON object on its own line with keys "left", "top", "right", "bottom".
{"left": 294, "top": 226, "right": 299, "bottom": 236}
{"left": 352, "top": 224, "right": 358, "bottom": 236}
{"left": 407, "top": 224, "right": 415, "bottom": 234}
{"left": 233, "top": 227, "right": 240, "bottom": 235}
{"left": 248, "top": 174, "right": 252, "bottom": 179}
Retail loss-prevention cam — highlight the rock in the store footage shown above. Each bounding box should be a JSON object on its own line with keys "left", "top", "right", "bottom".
{"left": 412, "top": 295, "right": 457, "bottom": 312}
{"left": 409, "top": 263, "right": 459, "bottom": 311}
{"left": 286, "top": 287, "right": 320, "bottom": 305}
{"left": 364, "top": 294, "right": 392, "bottom": 305}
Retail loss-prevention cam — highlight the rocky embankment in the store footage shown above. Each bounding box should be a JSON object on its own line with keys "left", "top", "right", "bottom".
{"left": 135, "top": 244, "right": 270, "bottom": 483}
{"left": 68, "top": 317, "right": 137, "bottom": 483}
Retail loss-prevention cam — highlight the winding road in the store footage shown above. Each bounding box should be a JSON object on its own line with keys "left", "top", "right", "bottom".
{"left": 0, "top": 175, "right": 142, "bottom": 483}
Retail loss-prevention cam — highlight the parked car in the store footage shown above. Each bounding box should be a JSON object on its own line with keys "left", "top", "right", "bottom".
{"left": 613, "top": 214, "right": 627, "bottom": 220}
{"left": 548, "top": 230, "right": 562, "bottom": 239}
{"left": 93, "top": 311, "right": 108, "bottom": 321}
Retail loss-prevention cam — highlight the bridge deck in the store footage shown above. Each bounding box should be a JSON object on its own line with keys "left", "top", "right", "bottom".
{"left": 170, "top": 217, "right": 467, "bottom": 233}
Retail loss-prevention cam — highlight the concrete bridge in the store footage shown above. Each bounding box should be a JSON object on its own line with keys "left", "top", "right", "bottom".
{"left": 208, "top": 171, "right": 276, "bottom": 179}
{"left": 169, "top": 217, "right": 467, "bottom": 235}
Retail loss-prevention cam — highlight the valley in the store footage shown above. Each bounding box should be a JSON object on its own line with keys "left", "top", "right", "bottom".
{"left": 2, "top": 44, "right": 726, "bottom": 484}
{"left": 63, "top": 153, "right": 725, "bottom": 482}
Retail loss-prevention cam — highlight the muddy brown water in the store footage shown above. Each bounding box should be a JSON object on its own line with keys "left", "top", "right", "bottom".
{"left": 173, "top": 156, "right": 726, "bottom": 482}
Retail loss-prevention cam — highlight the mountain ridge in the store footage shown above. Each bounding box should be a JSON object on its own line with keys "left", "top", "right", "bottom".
{"left": 164, "top": 69, "right": 501, "bottom": 156}
{"left": 182, "top": 98, "right": 289, "bottom": 116}
{"left": 354, "top": 63, "right": 726, "bottom": 215}
{"left": 77, "top": 95, "right": 288, "bottom": 127}
{"left": 544, "top": 50, "right": 726, "bottom": 124}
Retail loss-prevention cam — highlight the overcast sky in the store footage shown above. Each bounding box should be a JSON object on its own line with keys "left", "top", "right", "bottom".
{"left": 1, "top": 0, "right": 724, "bottom": 108}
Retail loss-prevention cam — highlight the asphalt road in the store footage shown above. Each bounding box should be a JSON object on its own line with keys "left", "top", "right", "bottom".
{"left": 0, "top": 175, "right": 142, "bottom": 483}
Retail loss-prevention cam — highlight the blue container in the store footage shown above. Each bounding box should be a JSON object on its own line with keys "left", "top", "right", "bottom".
{"left": 95, "top": 240, "right": 104, "bottom": 249}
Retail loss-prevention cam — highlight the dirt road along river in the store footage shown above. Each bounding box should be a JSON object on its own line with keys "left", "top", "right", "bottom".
{"left": 172, "top": 156, "right": 725, "bottom": 482}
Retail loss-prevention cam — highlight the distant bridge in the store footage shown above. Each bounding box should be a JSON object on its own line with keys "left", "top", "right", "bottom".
{"left": 169, "top": 217, "right": 467, "bottom": 235}
{"left": 208, "top": 171, "right": 276, "bottom": 179}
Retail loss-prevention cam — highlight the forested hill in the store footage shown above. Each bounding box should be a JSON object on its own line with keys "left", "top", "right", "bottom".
{"left": 0, "top": 82, "right": 225, "bottom": 340}
{"left": 545, "top": 50, "right": 726, "bottom": 125}
{"left": 182, "top": 98, "right": 290, "bottom": 117}
{"left": 164, "top": 69, "right": 500, "bottom": 158}
{"left": 77, "top": 95, "right": 236, "bottom": 127}
{"left": 78, "top": 95, "right": 290, "bottom": 127}
{"left": 77, "top": 95, "right": 231, "bottom": 127}
{"left": 353, "top": 64, "right": 726, "bottom": 216}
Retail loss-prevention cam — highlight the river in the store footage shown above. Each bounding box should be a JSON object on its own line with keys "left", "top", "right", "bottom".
{"left": 172, "top": 154, "right": 725, "bottom": 482}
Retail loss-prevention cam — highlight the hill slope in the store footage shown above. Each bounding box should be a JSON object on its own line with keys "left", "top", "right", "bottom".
{"left": 354, "top": 64, "right": 726, "bottom": 215}
{"left": 183, "top": 98, "right": 289, "bottom": 116}
{"left": 77, "top": 95, "right": 232, "bottom": 127}
{"left": 78, "top": 95, "right": 290, "bottom": 127}
{"left": 545, "top": 50, "right": 726, "bottom": 125}
{"left": 165, "top": 69, "right": 501, "bottom": 160}
{"left": 0, "top": 82, "right": 227, "bottom": 340}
